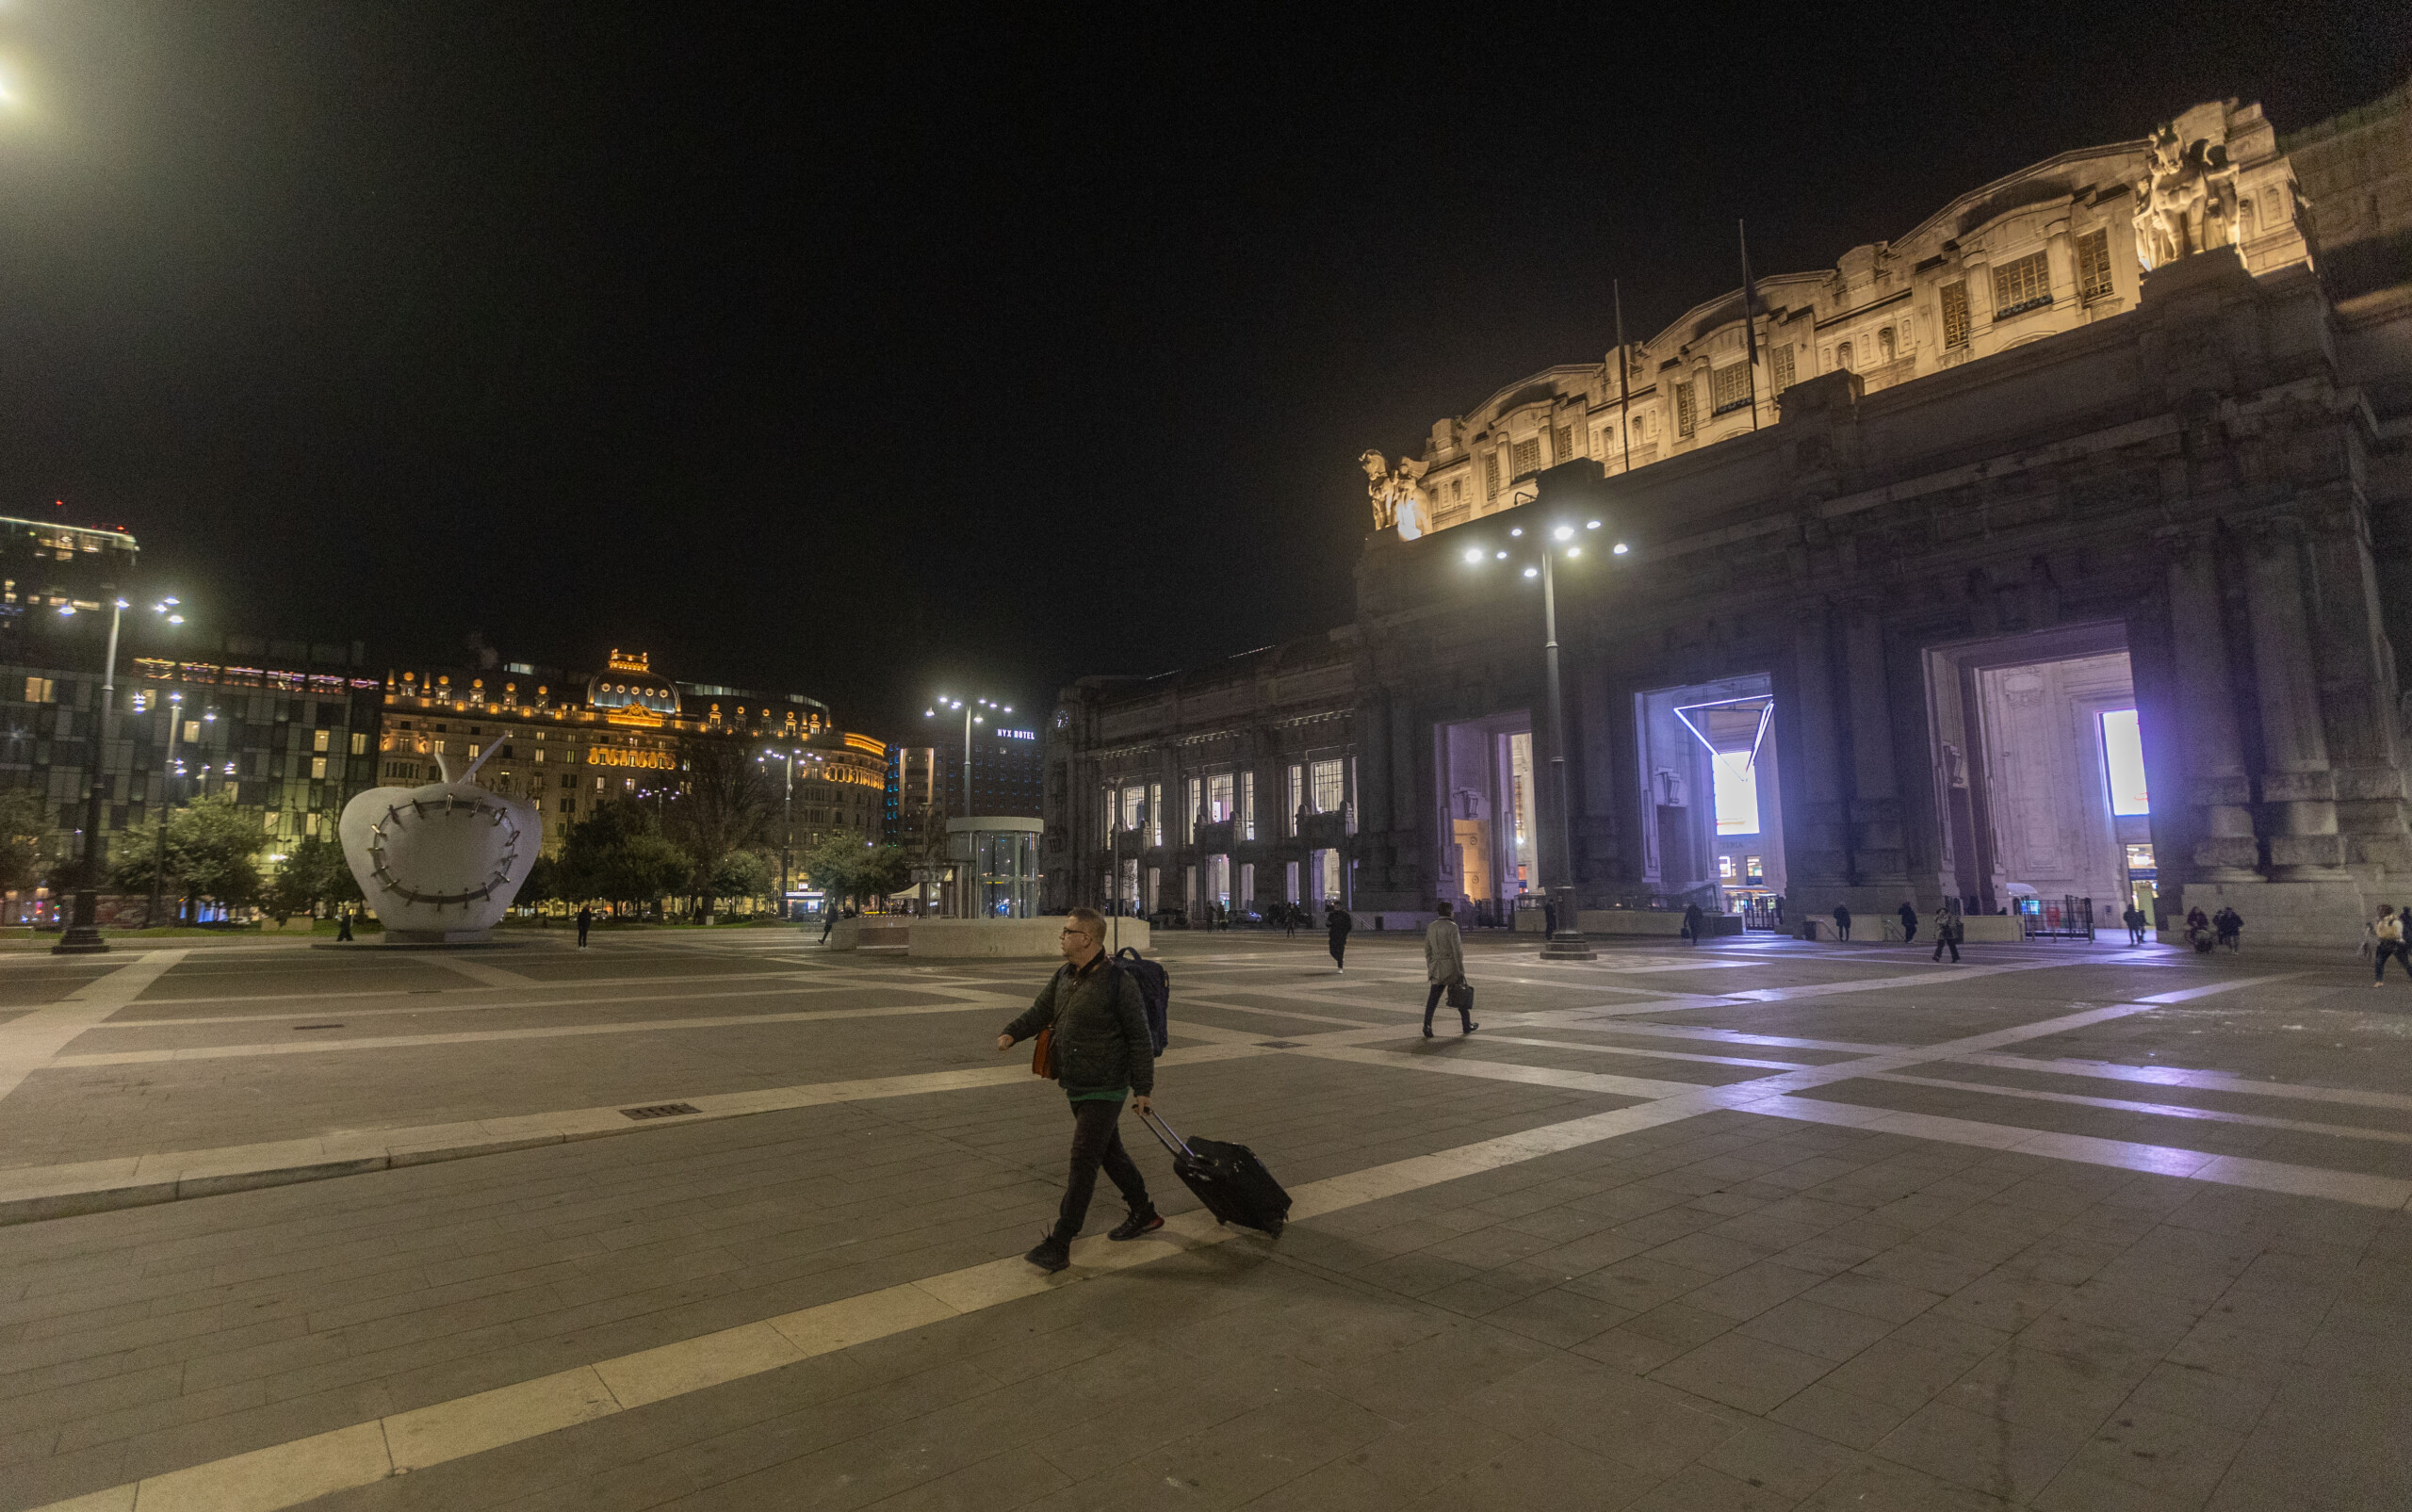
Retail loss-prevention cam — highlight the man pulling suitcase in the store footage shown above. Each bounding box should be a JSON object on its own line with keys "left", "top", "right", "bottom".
{"left": 998, "top": 907, "right": 1163, "bottom": 1272}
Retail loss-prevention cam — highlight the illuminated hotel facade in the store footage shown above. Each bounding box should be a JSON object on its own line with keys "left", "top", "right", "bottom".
{"left": 374, "top": 650, "right": 883, "bottom": 855}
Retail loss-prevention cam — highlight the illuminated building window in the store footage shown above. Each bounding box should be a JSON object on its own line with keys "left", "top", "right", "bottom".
{"left": 24, "top": 677, "right": 53, "bottom": 704}
{"left": 1771, "top": 344, "right": 1795, "bottom": 394}
{"left": 1719, "top": 854, "right": 1735, "bottom": 880}
{"left": 1206, "top": 772, "right": 1233, "bottom": 823}
{"left": 2100, "top": 709, "right": 2149, "bottom": 815}
{"left": 1311, "top": 758, "right": 1344, "bottom": 815}
{"left": 1674, "top": 380, "right": 1697, "bottom": 437}
{"left": 1991, "top": 250, "right": 2051, "bottom": 319}
{"left": 1241, "top": 771, "right": 1255, "bottom": 839}
{"left": 2078, "top": 228, "right": 2114, "bottom": 300}
{"left": 1511, "top": 437, "right": 1541, "bottom": 477}
{"left": 312, "top": 728, "right": 330, "bottom": 753}
{"left": 1942, "top": 281, "right": 1971, "bottom": 348}
{"left": 1745, "top": 855, "right": 1764, "bottom": 884}
{"left": 1710, "top": 363, "right": 1751, "bottom": 415}
{"left": 1286, "top": 764, "right": 1302, "bottom": 834}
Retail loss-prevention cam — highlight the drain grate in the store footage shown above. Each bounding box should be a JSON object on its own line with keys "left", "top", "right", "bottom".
{"left": 293, "top": 1024, "right": 345, "bottom": 1031}
{"left": 621, "top": 1103, "right": 702, "bottom": 1120}
{"left": 1256, "top": 1040, "right": 1306, "bottom": 1049}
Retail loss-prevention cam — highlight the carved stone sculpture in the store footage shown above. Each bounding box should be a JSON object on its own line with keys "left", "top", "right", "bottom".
{"left": 1359, "top": 451, "right": 1429, "bottom": 540}
{"left": 340, "top": 746, "right": 538, "bottom": 943}
{"left": 2135, "top": 124, "right": 2241, "bottom": 270}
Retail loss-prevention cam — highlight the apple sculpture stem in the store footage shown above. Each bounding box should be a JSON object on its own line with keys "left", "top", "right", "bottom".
{"left": 339, "top": 739, "right": 540, "bottom": 946}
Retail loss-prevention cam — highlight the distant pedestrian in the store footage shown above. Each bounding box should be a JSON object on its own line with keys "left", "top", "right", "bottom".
{"left": 1898, "top": 901, "right": 1918, "bottom": 945}
{"left": 1771, "top": 897, "right": 1785, "bottom": 928}
{"left": 2372, "top": 905, "right": 2409, "bottom": 985}
{"left": 2214, "top": 905, "right": 2242, "bottom": 952}
{"left": 1543, "top": 900, "right": 1558, "bottom": 936}
{"left": 2186, "top": 905, "right": 2213, "bottom": 952}
{"left": 334, "top": 907, "right": 353, "bottom": 943}
{"left": 1283, "top": 903, "right": 1298, "bottom": 940}
{"left": 577, "top": 905, "right": 593, "bottom": 948}
{"left": 1931, "top": 900, "right": 1963, "bottom": 963}
{"left": 1832, "top": 902, "right": 1852, "bottom": 942}
{"left": 1327, "top": 902, "right": 1352, "bottom": 971}
{"left": 1682, "top": 901, "right": 1703, "bottom": 945}
{"left": 997, "top": 907, "right": 1160, "bottom": 1272}
{"left": 2124, "top": 903, "right": 2148, "bottom": 946}
{"left": 1422, "top": 901, "right": 1477, "bottom": 1037}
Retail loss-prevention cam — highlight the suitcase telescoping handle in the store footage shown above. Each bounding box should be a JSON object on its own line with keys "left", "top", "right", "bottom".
{"left": 1136, "top": 1108, "right": 1195, "bottom": 1160}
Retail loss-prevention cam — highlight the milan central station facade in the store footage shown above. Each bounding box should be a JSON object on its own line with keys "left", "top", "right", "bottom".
{"left": 1043, "top": 88, "right": 2412, "bottom": 946}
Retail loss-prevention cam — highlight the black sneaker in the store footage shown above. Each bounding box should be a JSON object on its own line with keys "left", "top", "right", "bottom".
{"left": 1024, "top": 1234, "right": 1071, "bottom": 1272}
{"left": 1463, "top": 1022, "right": 1480, "bottom": 1035}
{"left": 1108, "top": 1207, "right": 1165, "bottom": 1241}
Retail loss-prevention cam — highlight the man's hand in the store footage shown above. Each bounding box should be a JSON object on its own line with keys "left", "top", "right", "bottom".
{"left": 996, "top": 1033, "right": 1015, "bottom": 1052}
{"left": 1131, "top": 1094, "right": 1151, "bottom": 1118}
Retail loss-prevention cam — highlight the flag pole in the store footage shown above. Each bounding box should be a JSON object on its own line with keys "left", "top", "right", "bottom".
{"left": 1613, "top": 279, "right": 1633, "bottom": 476}
{"left": 1738, "top": 219, "right": 1762, "bottom": 432}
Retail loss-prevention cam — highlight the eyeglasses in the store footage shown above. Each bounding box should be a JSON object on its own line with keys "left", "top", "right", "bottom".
{"left": 1060, "top": 928, "right": 1094, "bottom": 939}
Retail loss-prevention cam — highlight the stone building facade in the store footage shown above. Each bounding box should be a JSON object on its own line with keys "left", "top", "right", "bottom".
{"left": 1047, "top": 86, "right": 2412, "bottom": 945}
{"left": 1045, "top": 638, "right": 1358, "bottom": 919}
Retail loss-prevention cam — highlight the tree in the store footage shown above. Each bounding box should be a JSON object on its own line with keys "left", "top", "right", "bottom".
{"left": 265, "top": 834, "right": 359, "bottom": 919}
{"left": 666, "top": 739, "right": 771, "bottom": 920}
{"left": 518, "top": 853, "right": 562, "bottom": 913}
{"left": 709, "top": 847, "right": 776, "bottom": 914}
{"left": 111, "top": 794, "right": 266, "bottom": 919}
{"left": 0, "top": 789, "right": 62, "bottom": 904}
{"left": 799, "top": 833, "right": 866, "bottom": 905}
{"left": 858, "top": 845, "right": 911, "bottom": 903}
{"left": 560, "top": 798, "right": 691, "bottom": 916}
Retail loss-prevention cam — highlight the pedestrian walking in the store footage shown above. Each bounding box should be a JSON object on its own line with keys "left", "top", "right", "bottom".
{"left": 1897, "top": 901, "right": 1918, "bottom": 945}
{"left": 2124, "top": 903, "right": 2148, "bottom": 945}
{"left": 2214, "top": 905, "right": 2242, "bottom": 952}
{"left": 576, "top": 904, "right": 593, "bottom": 948}
{"left": 1327, "top": 902, "right": 1352, "bottom": 972}
{"left": 996, "top": 908, "right": 1160, "bottom": 1272}
{"left": 1832, "top": 902, "right": 1852, "bottom": 942}
{"left": 1422, "top": 901, "right": 1478, "bottom": 1037}
{"left": 334, "top": 907, "right": 353, "bottom": 942}
{"left": 1931, "top": 899, "right": 1963, "bottom": 963}
{"left": 2186, "top": 905, "right": 2213, "bottom": 952}
{"left": 1283, "top": 903, "right": 1298, "bottom": 940}
{"left": 2371, "top": 904, "right": 2410, "bottom": 985}
{"left": 1682, "top": 901, "right": 1703, "bottom": 945}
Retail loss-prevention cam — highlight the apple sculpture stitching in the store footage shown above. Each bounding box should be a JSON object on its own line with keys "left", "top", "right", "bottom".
{"left": 339, "top": 743, "right": 539, "bottom": 943}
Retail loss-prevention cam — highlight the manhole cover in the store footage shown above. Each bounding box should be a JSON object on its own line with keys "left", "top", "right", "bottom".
{"left": 1256, "top": 1040, "right": 1306, "bottom": 1049}
{"left": 621, "top": 1103, "right": 702, "bottom": 1120}
{"left": 293, "top": 1024, "right": 345, "bottom": 1031}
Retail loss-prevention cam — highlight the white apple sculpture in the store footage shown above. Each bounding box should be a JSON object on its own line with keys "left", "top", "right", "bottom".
{"left": 339, "top": 744, "right": 539, "bottom": 944}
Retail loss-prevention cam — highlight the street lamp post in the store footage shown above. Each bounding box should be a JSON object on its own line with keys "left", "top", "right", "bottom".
{"left": 925, "top": 694, "right": 1012, "bottom": 919}
{"left": 1463, "top": 512, "right": 1620, "bottom": 962}
{"left": 148, "top": 690, "right": 184, "bottom": 928}
{"left": 762, "top": 745, "right": 800, "bottom": 919}
{"left": 56, "top": 596, "right": 183, "bottom": 954}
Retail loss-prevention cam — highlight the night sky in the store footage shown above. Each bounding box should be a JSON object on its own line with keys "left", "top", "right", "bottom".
{"left": 0, "top": 3, "right": 2402, "bottom": 739}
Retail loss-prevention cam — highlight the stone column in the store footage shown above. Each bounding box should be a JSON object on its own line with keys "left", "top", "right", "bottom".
{"left": 2241, "top": 522, "right": 2344, "bottom": 878}
{"left": 2163, "top": 533, "right": 2258, "bottom": 879}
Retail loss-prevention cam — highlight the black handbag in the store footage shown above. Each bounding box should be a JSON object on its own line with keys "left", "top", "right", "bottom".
{"left": 1444, "top": 980, "right": 1474, "bottom": 1011}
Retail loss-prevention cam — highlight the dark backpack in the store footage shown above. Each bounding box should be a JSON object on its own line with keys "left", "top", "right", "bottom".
{"left": 1113, "top": 946, "right": 1171, "bottom": 1056}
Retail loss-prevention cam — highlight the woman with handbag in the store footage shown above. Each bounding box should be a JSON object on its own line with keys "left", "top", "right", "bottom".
{"left": 1423, "top": 900, "right": 1479, "bottom": 1037}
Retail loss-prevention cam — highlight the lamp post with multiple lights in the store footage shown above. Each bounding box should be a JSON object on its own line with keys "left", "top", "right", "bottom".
{"left": 924, "top": 695, "right": 1011, "bottom": 819}
{"left": 758, "top": 745, "right": 826, "bottom": 919}
{"left": 55, "top": 596, "right": 184, "bottom": 954}
{"left": 1461, "top": 512, "right": 1626, "bottom": 962}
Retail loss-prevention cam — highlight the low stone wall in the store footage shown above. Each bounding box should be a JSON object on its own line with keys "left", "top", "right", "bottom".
{"left": 1575, "top": 910, "right": 1745, "bottom": 936}
{"left": 909, "top": 918, "right": 1152, "bottom": 959}
{"left": 826, "top": 917, "right": 912, "bottom": 951}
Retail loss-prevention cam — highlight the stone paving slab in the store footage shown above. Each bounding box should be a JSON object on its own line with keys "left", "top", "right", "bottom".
{"left": 2, "top": 933, "right": 2410, "bottom": 1509}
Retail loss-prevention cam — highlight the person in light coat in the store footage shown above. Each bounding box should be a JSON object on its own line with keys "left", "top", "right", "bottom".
{"left": 1422, "top": 900, "right": 1478, "bottom": 1037}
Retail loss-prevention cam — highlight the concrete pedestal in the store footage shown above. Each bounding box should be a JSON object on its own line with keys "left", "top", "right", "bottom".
{"left": 909, "top": 919, "right": 1151, "bottom": 959}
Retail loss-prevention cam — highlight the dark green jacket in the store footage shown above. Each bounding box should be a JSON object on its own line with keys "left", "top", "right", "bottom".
{"left": 1002, "top": 954, "right": 1155, "bottom": 1099}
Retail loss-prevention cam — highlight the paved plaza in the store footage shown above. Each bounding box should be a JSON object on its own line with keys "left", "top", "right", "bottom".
{"left": 0, "top": 928, "right": 2407, "bottom": 1510}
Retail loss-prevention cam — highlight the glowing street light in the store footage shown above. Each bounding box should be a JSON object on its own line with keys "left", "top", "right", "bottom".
{"left": 927, "top": 693, "right": 1013, "bottom": 818}
{"left": 57, "top": 592, "right": 186, "bottom": 951}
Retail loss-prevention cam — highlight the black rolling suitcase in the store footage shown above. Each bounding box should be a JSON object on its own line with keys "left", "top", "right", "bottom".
{"left": 1139, "top": 1109, "right": 1291, "bottom": 1236}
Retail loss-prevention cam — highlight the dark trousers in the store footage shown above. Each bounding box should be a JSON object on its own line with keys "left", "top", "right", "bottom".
{"left": 577, "top": 924, "right": 589, "bottom": 946}
{"left": 1834, "top": 920, "right": 1850, "bottom": 941}
{"left": 1901, "top": 921, "right": 1917, "bottom": 943}
{"left": 1423, "top": 982, "right": 1471, "bottom": 1032}
{"left": 1932, "top": 932, "right": 1960, "bottom": 962}
{"left": 1329, "top": 935, "right": 1346, "bottom": 967}
{"left": 2377, "top": 942, "right": 2412, "bottom": 981}
{"left": 1055, "top": 1097, "right": 1149, "bottom": 1243}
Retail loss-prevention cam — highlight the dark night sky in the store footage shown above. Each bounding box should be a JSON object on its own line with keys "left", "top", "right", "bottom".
{"left": 0, "top": 3, "right": 2402, "bottom": 739}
